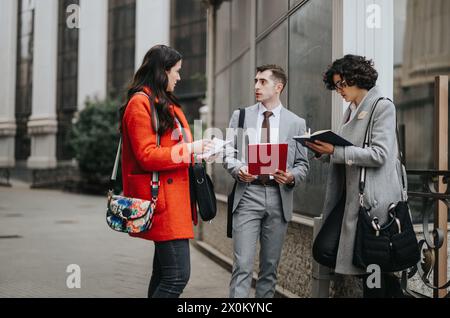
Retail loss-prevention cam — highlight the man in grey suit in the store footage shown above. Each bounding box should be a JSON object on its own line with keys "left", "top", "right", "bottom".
{"left": 223, "top": 65, "right": 309, "bottom": 298}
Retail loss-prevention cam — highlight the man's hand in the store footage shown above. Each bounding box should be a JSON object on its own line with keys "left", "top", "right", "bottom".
{"left": 238, "top": 166, "right": 257, "bottom": 183}
{"left": 305, "top": 140, "right": 335, "bottom": 155}
{"left": 272, "top": 169, "right": 295, "bottom": 185}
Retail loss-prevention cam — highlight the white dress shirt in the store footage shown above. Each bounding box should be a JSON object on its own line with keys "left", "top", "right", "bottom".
{"left": 255, "top": 102, "right": 283, "bottom": 144}
{"left": 345, "top": 93, "right": 369, "bottom": 124}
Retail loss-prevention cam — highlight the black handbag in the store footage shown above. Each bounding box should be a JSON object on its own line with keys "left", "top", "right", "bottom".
{"left": 173, "top": 115, "right": 216, "bottom": 222}
{"left": 189, "top": 163, "right": 217, "bottom": 222}
{"left": 352, "top": 98, "right": 420, "bottom": 272}
{"left": 227, "top": 108, "right": 246, "bottom": 238}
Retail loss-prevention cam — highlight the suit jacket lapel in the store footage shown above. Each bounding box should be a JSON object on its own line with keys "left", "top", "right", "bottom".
{"left": 246, "top": 104, "right": 259, "bottom": 145}
{"left": 278, "top": 107, "right": 289, "bottom": 143}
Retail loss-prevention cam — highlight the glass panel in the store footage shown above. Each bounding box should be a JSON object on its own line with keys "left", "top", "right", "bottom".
{"left": 15, "top": 0, "right": 34, "bottom": 160}
{"left": 230, "top": 51, "right": 252, "bottom": 111}
{"left": 212, "top": 69, "right": 231, "bottom": 195}
{"left": 107, "top": 0, "right": 136, "bottom": 99}
{"left": 215, "top": 0, "right": 231, "bottom": 73}
{"left": 288, "top": 0, "right": 332, "bottom": 217}
{"left": 56, "top": 0, "right": 79, "bottom": 160}
{"left": 289, "top": 0, "right": 304, "bottom": 8}
{"left": 256, "top": 20, "right": 288, "bottom": 106}
{"left": 256, "top": 0, "right": 289, "bottom": 36}
{"left": 170, "top": 0, "right": 207, "bottom": 105}
{"left": 231, "top": 0, "right": 251, "bottom": 59}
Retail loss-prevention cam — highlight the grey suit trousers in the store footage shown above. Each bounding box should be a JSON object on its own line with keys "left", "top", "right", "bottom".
{"left": 229, "top": 184, "right": 288, "bottom": 298}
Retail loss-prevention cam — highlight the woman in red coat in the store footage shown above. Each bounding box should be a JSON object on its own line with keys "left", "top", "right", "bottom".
{"left": 120, "top": 45, "right": 211, "bottom": 298}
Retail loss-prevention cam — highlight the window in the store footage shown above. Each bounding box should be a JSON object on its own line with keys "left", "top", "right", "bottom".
{"left": 215, "top": 1, "right": 231, "bottom": 75}
{"left": 256, "top": 0, "right": 289, "bottom": 36}
{"left": 212, "top": 0, "right": 333, "bottom": 217}
{"left": 107, "top": 0, "right": 136, "bottom": 100}
{"left": 170, "top": 0, "right": 207, "bottom": 123}
{"left": 57, "top": 0, "right": 79, "bottom": 160}
{"left": 231, "top": 0, "right": 251, "bottom": 59}
{"left": 256, "top": 20, "right": 289, "bottom": 106}
{"left": 15, "top": 0, "right": 34, "bottom": 161}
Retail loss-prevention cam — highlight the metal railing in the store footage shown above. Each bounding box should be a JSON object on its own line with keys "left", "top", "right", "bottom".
{"left": 401, "top": 170, "right": 450, "bottom": 298}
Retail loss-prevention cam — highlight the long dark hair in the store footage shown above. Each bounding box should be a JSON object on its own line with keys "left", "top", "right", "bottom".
{"left": 120, "top": 45, "right": 183, "bottom": 134}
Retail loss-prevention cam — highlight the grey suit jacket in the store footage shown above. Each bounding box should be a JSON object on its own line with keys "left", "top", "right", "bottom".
{"left": 320, "top": 86, "right": 406, "bottom": 275}
{"left": 223, "top": 104, "right": 309, "bottom": 222}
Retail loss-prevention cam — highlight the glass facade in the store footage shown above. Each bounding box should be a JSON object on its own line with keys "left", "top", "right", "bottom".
{"left": 170, "top": 0, "right": 207, "bottom": 123}
{"left": 212, "top": 0, "right": 333, "bottom": 216}
{"left": 107, "top": 0, "right": 136, "bottom": 100}
{"left": 57, "top": 0, "right": 79, "bottom": 161}
{"left": 15, "top": 0, "right": 34, "bottom": 161}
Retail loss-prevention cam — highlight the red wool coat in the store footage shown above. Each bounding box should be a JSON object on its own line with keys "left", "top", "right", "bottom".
{"left": 121, "top": 87, "right": 196, "bottom": 242}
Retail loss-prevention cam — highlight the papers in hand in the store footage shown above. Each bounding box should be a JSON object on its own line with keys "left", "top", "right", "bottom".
{"left": 196, "top": 138, "right": 234, "bottom": 160}
{"left": 293, "top": 129, "right": 353, "bottom": 147}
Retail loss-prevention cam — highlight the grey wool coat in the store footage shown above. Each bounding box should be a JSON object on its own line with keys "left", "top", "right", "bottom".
{"left": 320, "top": 86, "right": 407, "bottom": 275}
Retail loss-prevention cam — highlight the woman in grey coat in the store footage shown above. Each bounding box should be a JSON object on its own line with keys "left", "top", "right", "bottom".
{"left": 307, "top": 55, "right": 406, "bottom": 297}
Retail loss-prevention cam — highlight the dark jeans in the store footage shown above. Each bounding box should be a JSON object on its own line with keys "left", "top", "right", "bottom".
{"left": 361, "top": 273, "right": 405, "bottom": 298}
{"left": 148, "top": 239, "right": 190, "bottom": 298}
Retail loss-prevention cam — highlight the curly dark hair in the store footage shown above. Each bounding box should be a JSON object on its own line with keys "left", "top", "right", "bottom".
{"left": 323, "top": 55, "right": 378, "bottom": 91}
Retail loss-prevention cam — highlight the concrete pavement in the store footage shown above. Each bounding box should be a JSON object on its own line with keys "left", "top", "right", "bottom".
{"left": 0, "top": 185, "right": 232, "bottom": 298}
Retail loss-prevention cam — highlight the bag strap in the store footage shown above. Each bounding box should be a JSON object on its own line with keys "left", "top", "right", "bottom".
{"left": 358, "top": 97, "right": 407, "bottom": 206}
{"left": 111, "top": 91, "right": 160, "bottom": 202}
{"left": 234, "top": 108, "right": 246, "bottom": 160}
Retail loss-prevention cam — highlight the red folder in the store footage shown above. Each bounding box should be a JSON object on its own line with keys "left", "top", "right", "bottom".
{"left": 248, "top": 143, "right": 288, "bottom": 175}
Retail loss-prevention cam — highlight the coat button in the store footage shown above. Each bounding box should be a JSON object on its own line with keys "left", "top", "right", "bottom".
{"left": 167, "top": 178, "right": 173, "bottom": 184}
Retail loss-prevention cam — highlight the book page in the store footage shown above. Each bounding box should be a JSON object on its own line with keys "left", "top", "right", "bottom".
{"left": 196, "top": 138, "right": 233, "bottom": 160}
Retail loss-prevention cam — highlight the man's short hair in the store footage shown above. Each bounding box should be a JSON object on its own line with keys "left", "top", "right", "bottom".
{"left": 256, "top": 64, "right": 288, "bottom": 91}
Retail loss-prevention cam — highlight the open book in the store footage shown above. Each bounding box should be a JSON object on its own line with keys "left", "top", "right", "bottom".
{"left": 293, "top": 129, "right": 353, "bottom": 147}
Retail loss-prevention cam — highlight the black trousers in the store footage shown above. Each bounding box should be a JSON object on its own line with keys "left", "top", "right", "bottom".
{"left": 361, "top": 273, "right": 405, "bottom": 298}
{"left": 148, "top": 239, "right": 190, "bottom": 298}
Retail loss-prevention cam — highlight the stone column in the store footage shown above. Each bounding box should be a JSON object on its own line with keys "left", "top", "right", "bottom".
{"left": 27, "top": 0, "right": 59, "bottom": 169}
{"left": 77, "top": 0, "right": 108, "bottom": 110}
{"left": 332, "top": 0, "right": 394, "bottom": 130}
{"left": 0, "top": 0, "right": 18, "bottom": 168}
{"left": 135, "top": 0, "right": 170, "bottom": 70}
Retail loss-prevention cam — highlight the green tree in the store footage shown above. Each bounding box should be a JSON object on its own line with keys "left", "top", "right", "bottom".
{"left": 69, "top": 98, "right": 122, "bottom": 194}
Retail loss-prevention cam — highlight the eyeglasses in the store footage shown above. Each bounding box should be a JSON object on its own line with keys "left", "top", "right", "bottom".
{"left": 334, "top": 80, "right": 347, "bottom": 91}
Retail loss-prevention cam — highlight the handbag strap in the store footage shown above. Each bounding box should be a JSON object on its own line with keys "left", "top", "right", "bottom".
{"left": 358, "top": 97, "right": 407, "bottom": 206}
{"left": 111, "top": 91, "right": 160, "bottom": 202}
{"left": 234, "top": 108, "right": 246, "bottom": 160}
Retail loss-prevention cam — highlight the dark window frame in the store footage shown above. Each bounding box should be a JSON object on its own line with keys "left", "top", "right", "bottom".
{"left": 107, "top": 0, "right": 136, "bottom": 100}
{"left": 15, "top": 0, "right": 35, "bottom": 161}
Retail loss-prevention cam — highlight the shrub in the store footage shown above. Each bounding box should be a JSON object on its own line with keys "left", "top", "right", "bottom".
{"left": 69, "top": 98, "right": 122, "bottom": 194}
